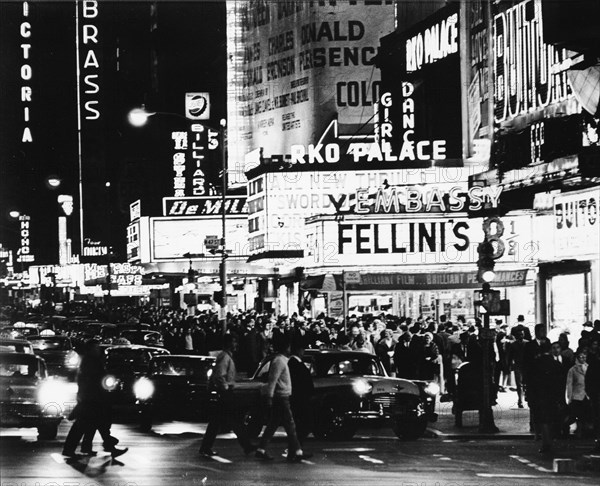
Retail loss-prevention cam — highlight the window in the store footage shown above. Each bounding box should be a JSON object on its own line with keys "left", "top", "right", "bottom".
{"left": 320, "top": 357, "right": 382, "bottom": 376}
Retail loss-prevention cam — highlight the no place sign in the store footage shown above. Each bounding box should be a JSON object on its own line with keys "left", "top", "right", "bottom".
{"left": 344, "top": 271, "right": 361, "bottom": 284}
{"left": 204, "top": 235, "right": 220, "bottom": 249}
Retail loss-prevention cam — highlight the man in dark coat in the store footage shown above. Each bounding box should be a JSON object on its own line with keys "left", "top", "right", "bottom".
{"left": 451, "top": 348, "right": 494, "bottom": 427}
{"left": 394, "top": 332, "right": 416, "bottom": 379}
{"left": 529, "top": 340, "right": 565, "bottom": 453}
{"left": 288, "top": 338, "right": 315, "bottom": 444}
{"left": 62, "top": 340, "right": 127, "bottom": 459}
{"left": 585, "top": 337, "right": 600, "bottom": 453}
{"left": 523, "top": 323, "right": 551, "bottom": 433}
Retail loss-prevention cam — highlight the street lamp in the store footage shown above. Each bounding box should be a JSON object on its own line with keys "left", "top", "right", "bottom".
{"left": 127, "top": 107, "right": 229, "bottom": 334}
{"left": 45, "top": 176, "right": 62, "bottom": 190}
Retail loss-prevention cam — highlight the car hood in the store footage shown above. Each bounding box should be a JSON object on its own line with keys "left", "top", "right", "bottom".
{"left": 316, "top": 375, "right": 421, "bottom": 395}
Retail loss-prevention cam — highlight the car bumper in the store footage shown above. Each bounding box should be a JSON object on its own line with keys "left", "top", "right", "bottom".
{"left": 1, "top": 407, "right": 63, "bottom": 428}
{"left": 349, "top": 394, "right": 437, "bottom": 422}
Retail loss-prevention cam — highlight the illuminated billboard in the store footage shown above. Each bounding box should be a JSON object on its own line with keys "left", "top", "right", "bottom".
{"left": 151, "top": 216, "right": 248, "bottom": 260}
{"left": 304, "top": 213, "right": 536, "bottom": 268}
{"left": 247, "top": 167, "right": 482, "bottom": 256}
{"left": 378, "top": 3, "right": 463, "bottom": 165}
{"left": 227, "top": 0, "right": 395, "bottom": 184}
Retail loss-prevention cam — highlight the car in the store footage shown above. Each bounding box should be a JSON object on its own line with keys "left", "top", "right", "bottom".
{"left": 134, "top": 354, "right": 216, "bottom": 430}
{"left": 1, "top": 325, "right": 40, "bottom": 339}
{"left": 236, "top": 349, "right": 439, "bottom": 440}
{"left": 0, "top": 352, "right": 72, "bottom": 439}
{"left": 27, "top": 335, "right": 80, "bottom": 379}
{"left": 0, "top": 337, "right": 35, "bottom": 354}
{"left": 103, "top": 344, "right": 171, "bottom": 407}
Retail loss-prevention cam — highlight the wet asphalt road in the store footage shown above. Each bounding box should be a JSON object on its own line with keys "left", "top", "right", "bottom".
{"left": 1, "top": 420, "right": 599, "bottom": 486}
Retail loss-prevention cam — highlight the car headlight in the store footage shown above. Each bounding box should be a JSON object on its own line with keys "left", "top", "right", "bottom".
{"left": 102, "top": 374, "right": 120, "bottom": 391}
{"left": 38, "top": 378, "right": 73, "bottom": 415}
{"left": 133, "top": 377, "right": 155, "bottom": 400}
{"left": 424, "top": 382, "right": 440, "bottom": 396}
{"left": 65, "top": 351, "right": 80, "bottom": 369}
{"left": 352, "top": 378, "right": 372, "bottom": 396}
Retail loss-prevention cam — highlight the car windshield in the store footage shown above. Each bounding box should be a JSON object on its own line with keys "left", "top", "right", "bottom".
{"left": 5, "top": 327, "right": 38, "bottom": 337}
{"left": 0, "top": 355, "right": 45, "bottom": 378}
{"left": 106, "top": 348, "right": 168, "bottom": 370}
{"left": 29, "top": 338, "right": 71, "bottom": 351}
{"left": 152, "top": 357, "right": 214, "bottom": 378}
{"left": 0, "top": 341, "right": 33, "bottom": 353}
{"left": 313, "top": 355, "right": 384, "bottom": 377}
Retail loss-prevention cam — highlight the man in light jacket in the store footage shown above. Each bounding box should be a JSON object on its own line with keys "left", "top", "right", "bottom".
{"left": 255, "top": 333, "right": 310, "bottom": 462}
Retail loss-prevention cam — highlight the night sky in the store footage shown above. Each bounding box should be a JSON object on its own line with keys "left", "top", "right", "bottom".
{"left": 0, "top": 0, "right": 227, "bottom": 266}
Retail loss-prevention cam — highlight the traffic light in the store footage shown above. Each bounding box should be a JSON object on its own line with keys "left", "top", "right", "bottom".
{"left": 0, "top": 259, "right": 7, "bottom": 278}
{"left": 213, "top": 290, "right": 224, "bottom": 307}
{"left": 474, "top": 288, "right": 508, "bottom": 316}
{"left": 477, "top": 240, "right": 496, "bottom": 283}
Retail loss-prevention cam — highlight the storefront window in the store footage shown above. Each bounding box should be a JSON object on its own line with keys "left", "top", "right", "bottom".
{"left": 549, "top": 273, "right": 587, "bottom": 342}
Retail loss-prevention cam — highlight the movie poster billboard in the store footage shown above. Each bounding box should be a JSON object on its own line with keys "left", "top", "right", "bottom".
{"left": 226, "top": 0, "right": 395, "bottom": 184}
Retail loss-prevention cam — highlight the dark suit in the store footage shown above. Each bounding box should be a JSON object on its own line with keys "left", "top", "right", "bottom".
{"left": 523, "top": 339, "right": 550, "bottom": 388}
{"left": 453, "top": 361, "right": 494, "bottom": 427}
{"left": 288, "top": 354, "right": 314, "bottom": 443}
{"left": 528, "top": 354, "right": 565, "bottom": 426}
{"left": 394, "top": 341, "right": 417, "bottom": 379}
{"left": 585, "top": 355, "right": 600, "bottom": 443}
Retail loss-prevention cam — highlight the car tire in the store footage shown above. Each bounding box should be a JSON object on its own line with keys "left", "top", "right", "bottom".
{"left": 37, "top": 424, "right": 58, "bottom": 440}
{"left": 314, "top": 405, "right": 357, "bottom": 441}
{"left": 392, "top": 418, "right": 427, "bottom": 440}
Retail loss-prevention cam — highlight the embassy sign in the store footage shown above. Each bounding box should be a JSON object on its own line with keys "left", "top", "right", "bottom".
{"left": 329, "top": 185, "right": 502, "bottom": 215}
{"left": 163, "top": 196, "right": 248, "bottom": 217}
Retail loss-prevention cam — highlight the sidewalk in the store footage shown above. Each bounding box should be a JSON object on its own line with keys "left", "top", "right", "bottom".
{"left": 426, "top": 389, "right": 534, "bottom": 440}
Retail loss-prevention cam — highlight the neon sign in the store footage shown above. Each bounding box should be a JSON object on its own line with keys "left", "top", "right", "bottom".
{"left": 79, "top": 0, "right": 101, "bottom": 120}
{"left": 493, "top": 0, "right": 571, "bottom": 123}
{"left": 17, "top": 215, "right": 34, "bottom": 263}
{"left": 405, "top": 12, "right": 458, "bottom": 72}
{"left": 20, "top": 1, "right": 33, "bottom": 143}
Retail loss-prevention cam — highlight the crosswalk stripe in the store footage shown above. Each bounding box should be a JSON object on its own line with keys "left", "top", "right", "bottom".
{"left": 323, "top": 448, "right": 375, "bottom": 452}
{"left": 210, "top": 455, "right": 232, "bottom": 463}
{"left": 358, "top": 455, "right": 384, "bottom": 464}
{"left": 510, "top": 455, "right": 553, "bottom": 473}
{"left": 477, "top": 473, "right": 545, "bottom": 479}
{"left": 50, "top": 453, "right": 66, "bottom": 463}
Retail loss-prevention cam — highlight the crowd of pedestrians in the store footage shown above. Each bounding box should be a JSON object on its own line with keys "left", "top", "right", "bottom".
{"left": 4, "top": 302, "right": 599, "bottom": 457}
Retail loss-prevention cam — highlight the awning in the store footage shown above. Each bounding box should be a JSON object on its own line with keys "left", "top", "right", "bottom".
{"left": 300, "top": 270, "right": 529, "bottom": 291}
{"left": 247, "top": 250, "right": 304, "bottom": 262}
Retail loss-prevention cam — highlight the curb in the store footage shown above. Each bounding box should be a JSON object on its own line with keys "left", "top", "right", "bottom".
{"left": 426, "top": 427, "right": 534, "bottom": 440}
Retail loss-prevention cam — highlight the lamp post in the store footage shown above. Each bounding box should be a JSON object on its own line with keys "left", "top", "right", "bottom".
{"left": 128, "top": 107, "right": 229, "bottom": 334}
